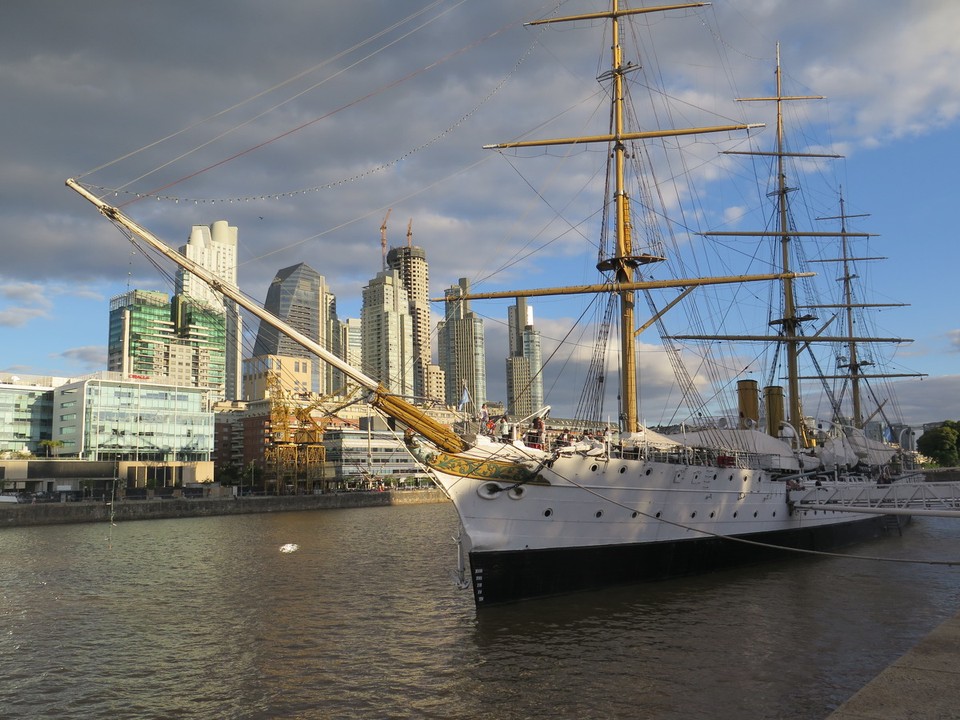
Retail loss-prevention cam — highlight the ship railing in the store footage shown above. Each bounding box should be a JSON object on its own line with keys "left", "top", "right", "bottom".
{"left": 611, "top": 445, "right": 767, "bottom": 470}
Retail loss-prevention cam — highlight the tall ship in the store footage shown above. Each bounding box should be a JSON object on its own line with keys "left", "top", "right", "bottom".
{"left": 69, "top": 2, "right": 952, "bottom": 608}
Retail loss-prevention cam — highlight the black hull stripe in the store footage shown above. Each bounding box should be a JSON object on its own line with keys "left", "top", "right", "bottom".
{"left": 469, "top": 516, "right": 897, "bottom": 607}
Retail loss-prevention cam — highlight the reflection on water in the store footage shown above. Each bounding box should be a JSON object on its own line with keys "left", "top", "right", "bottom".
{"left": 1, "top": 504, "right": 958, "bottom": 719}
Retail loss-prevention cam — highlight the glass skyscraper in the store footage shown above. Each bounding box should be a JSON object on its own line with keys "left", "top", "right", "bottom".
{"left": 108, "top": 289, "right": 226, "bottom": 402}
{"left": 251, "top": 263, "right": 340, "bottom": 396}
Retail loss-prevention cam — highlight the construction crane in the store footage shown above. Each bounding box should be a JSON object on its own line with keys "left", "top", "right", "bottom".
{"left": 380, "top": 208, "right": 391, "bottom": 271}
{"left": 264, "top": 371, "right": 299, "bottom": 494}
{"left": 406, "top": 218, "right": 413, "bottom": 247}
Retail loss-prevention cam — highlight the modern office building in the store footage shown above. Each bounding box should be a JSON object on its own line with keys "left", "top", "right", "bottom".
{"left": 505, "top": 297, "right": 543, "bottom": 417}
{"left": 437, "top": 277, "right": 485, "bottom": 413}
{"left": 250, "top": 263, "right": 340, "bottom": 396}
{"left": 177, "top": 220, "right": 243, "bottom": 401}
{"left": 322, "top": 423, "right": 429, "bottom": 487}
{"left": 0, "top": 375, "right": 57, "bottom": 456}
{"left": 361, "top": 270, "right": 414, "bottom": 398}
{"left": 108, "top": 290, "right": 226, "bottom": 402}
{"left": 52, "top": 374, "right": 214, "bottom": 462}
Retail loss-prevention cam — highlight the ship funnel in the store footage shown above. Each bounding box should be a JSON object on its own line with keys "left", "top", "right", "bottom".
{"left": 736, "top": 380, "right": 759, "bottom": 430}
{"left": 764, "top": 386, "right": 785, "bottom": 437}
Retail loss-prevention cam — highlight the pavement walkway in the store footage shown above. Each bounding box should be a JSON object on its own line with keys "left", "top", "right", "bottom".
{"left": 827, "top": 609, "right": 960, "bottom": 719}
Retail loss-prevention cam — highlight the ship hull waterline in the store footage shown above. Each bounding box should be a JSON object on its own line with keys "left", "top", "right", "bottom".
{"left": 466, "top": 514, "right": 892, "bottom": 607}
{"left": 420, "top": 447, "right": 905, "bottom": 608}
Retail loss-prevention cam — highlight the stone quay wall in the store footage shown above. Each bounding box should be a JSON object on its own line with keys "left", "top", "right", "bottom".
{"left": 0, "top": 488, "right": 448, "bottom": 528}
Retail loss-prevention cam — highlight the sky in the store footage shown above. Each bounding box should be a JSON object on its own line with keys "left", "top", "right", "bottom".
{"left": 1, "top": 0, "right": 958, "bottom": 429}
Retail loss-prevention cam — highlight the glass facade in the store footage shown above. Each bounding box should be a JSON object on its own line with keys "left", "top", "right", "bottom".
{"left": 108, "top": 290, "right": 227, "bottom": 401}
{"left": 54, "top": 378, "right": 213, "bottom": 462}
{"left": 322, "top": 428, "right": 425, "bottom": 482}
{"left": 0, "top": 382, "right": 53, "bottom": 455}
{"left": 251, "top": 263, "right": 340, "bottom": 395}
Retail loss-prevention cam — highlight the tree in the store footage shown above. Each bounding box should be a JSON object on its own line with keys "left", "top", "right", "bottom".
{"left": 39, "top": 439, "right": 65, "bottom": 457}
{"left": 917, "top": 423, "right": 960, "bottom": 467}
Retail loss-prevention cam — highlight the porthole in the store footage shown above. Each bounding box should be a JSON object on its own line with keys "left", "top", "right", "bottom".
{"left": 655, "top": 511, "right": 662, "bottom": 518}
{"left": 710, "top": 511, "right": 715, "bottom": 518}
{"left": 544, "top": 508, "right": 553, "bottom": 518}
{"left": 631, "top": 511, "right": 638, "bottom": 518}
{"left": 713, "top": 474, "right": 718, "bottom": 480}
{"left": 772, "top": 511, "right": 776, "bottom": 517}
{"left": 728, "top": 474, "right": 734, "bottom": 481}
{"left": 743, "top": 475, "right": 749, "bottom": 483}
{"left": 508, "top": 486, "right": 525, "bottom": 500}
{"left": 590, "top": 464, "right": 599, "bottom": 472}
{"left": 595, "top": 510, "right": 603, "bottom": 518}
{"left": 691, "top": 511, "right": 697, "bottom": 519}
{"left": 753, "top": 511, "right": 758, "bottom": 518}
{"left": 733, "top": 511, "right": 738, "bottom": 518}
{"left": 619, "top": 466, "right": 627, "bottom": 474}
{"left": 645, "top": 468, "right": 653, "bottom": 476}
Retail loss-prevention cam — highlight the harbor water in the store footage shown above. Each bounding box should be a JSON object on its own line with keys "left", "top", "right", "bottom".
{"left": 2, "top": 502, "right": 958, "bottom": 719}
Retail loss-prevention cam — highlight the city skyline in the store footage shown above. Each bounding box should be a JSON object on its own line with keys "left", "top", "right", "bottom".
{"left": 2, "top": 2, "right": 959, "bottom": 426}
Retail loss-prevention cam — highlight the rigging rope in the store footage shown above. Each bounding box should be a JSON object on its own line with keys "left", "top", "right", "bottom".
{"left": 100, "top": 10, "right": 531, "bottom": 209}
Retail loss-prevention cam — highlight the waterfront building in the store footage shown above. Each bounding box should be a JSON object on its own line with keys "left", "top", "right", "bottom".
{"left": 322, "top": 423, "right": 429, "bottom": 487}
{"left": 437, "top": 278, "right": 485, "bottom": 413}
{"left": 108, "top": 290, "right": 226, "bottom": 402}
{"left": 0, "top": 374, "right": 58, "bottom": 457}
{"left": 177, "top": 220, "right": 243, "bottom": 401}
{"left": 505, "top": 297, "right": 543, "bottom": 417}
{"left": 53, "top": 374, "right": 214, "bottom": 463}
{"left": 361, "top": 270, "right": 414, "bottom": 398}
{"left": 250, "top": 263, "right": 340, "bottom": 396}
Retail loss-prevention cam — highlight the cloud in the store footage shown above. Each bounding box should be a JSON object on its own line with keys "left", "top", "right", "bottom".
{"left": 0, "top": 280, "right": 51, "bottom": 307}
{"left": 57, "top": 346, "right": 107, "bottom": 370}
{"left": 947, "top": 330, "right": 960, "bottom": 352}
{"left": 892, "top": 375, "right": 960, "bottom": 426}
{"left": 0, "top": 307, "right": 48, "bottom": 328}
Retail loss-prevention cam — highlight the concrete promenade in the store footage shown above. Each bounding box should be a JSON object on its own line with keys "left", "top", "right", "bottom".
{"left": 827, "top": 609, "right": 960, "bottom": 719}
{"left": 0, "top": 488, "right": 448, "bottom": 528}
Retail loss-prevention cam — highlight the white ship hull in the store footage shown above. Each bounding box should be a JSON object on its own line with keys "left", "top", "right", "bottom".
{"left": 427, "top": 440, "right": 895, "bottom": 606}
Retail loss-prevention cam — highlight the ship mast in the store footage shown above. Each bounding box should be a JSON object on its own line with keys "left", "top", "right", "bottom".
{"left": 690, "top": 46, "right": 914, "bottom": 444}
{"left": 802, "top": 195, "right": 920, "bottom": 428}
{"left": 484, "top": 1, "right": 760, "bottom": 433}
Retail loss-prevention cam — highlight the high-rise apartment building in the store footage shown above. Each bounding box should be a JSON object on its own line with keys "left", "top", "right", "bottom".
{"left": 107, "top": 290, "right": 226, "bottom": 401}
{"left": 437, "top": 278, "right": 485, "bottom": 413}
{"left": 505, "top": 297, "right": 543, "bottom": 417}
{"left": 361, "top": 270, "right": 413, "bottom": 398}
{"left": 250, "top": 263, "right": 340, "bottom": 396}
{"left": 177, "top": 220, "right": 242, "bottom": 400}
{"left": 386, "top": 244, "right": 443, "bottom": 401}
{"left": 340, "top": 317, "right": 363, "bottom": 369}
